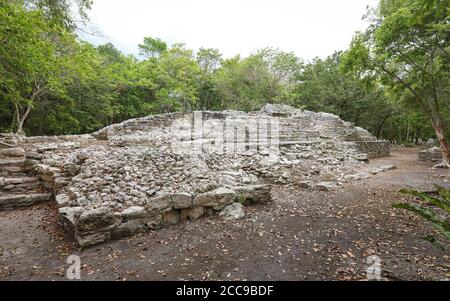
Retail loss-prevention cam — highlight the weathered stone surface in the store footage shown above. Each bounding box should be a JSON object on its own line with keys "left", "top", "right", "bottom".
{"left": 169, "top": 193, "right": 194, "bottom": 209}
{"left": 380, "top": 165, "right": 396, "bottom": 171}
{"left": 355, "top": 153, "right": 369, "bottom": 162}
{"left": 194, "top": 187, "right": 236, "bottom": 209}
{"left": 1, "top": 104, "right": 393, "bottom": 245}
{"left": 353, "top": 141, "right": 390, "bottom": 158}
{"left": 59, "top": 206, "right": 85, "bottom": 234}
{"left": 180, "top": 206, "right": 205, "bottom": 221}
{"left": 56, "top": 194, "right": 70, "bottom": 207}
{"left": 111, "top": 219, "right": 144, "bottom": 239}
{"left": 76, "top": 232, "right": 111, "bottom": 248}
{"left": 146, "top": 195, "right": 172, "bottom": 213}
{"left": 0, "top": 193, "right": 51, "bottom": 210}
{"left": 315, "top": 181, "right": 337, "bottom": 191}
{"left": 219, "top": 203, "right": 245, "bottom": 220}
{"left": 76, "top": 207, "right": 120, "bottom": 234}
{"left": 234, "top": 185, "right": 272, "bottom": 204}
{"left": 65, "top": 163, "right": 81, "bottom": 176}
{"left": 298, "top": 181, "right": 311, "bottom": 189}
{"left": 144, "top": 214, "right": 163, "bottom": 229}
{"left": 120, "top": 206, "right": 146, "bottom": 221}
{"left": 0, "top": 148, "right": 25, "bottom": 157}
{"left": 162, "top": 210, "right": 180, "bottom": 225}
{"left": 419, "top": 147, "right": 442, "bottom": 162}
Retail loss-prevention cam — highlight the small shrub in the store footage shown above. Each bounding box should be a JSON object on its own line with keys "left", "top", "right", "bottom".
{"left": 236, "top": 195, "right": 249, "bottom": 206}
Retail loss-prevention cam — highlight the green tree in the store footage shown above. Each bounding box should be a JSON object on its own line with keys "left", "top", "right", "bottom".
{"left": 295, "top": 53, "right": 398, "bottom": 139}
{"left": 342, "top": 0, "right": 450, "bottom": 167}
{"left": 138, "top": 36, "right": 167, "bottom": 58}
{"left": 197, "top": 48, "right": 222, "bottom": 74}
{"left": 145, "top": 43, "right": 201, "bottom": 112}
{"left": 196, "top": 48, "right": 222, "bottom": 110}
{"left": 25, "top": 0, "right": 92, "bottom": 29}
{"left": 0, "top": 1, "right": 79, "bottom": 135}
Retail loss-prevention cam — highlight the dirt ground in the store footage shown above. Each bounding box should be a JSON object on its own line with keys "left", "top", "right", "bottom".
{"left": 0, "top": 147, "right": 449, "bottom": 281}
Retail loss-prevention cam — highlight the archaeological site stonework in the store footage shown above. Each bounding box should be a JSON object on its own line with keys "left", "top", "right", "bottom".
{"left": 0, "top": 104, "right": 393, "bottom": 247}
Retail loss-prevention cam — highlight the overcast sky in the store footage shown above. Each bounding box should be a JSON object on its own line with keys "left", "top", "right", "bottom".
{"left": 81, "top": 0, "right": 380, "bottom": 61}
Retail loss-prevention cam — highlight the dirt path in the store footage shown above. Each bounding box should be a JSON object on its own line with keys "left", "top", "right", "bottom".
{"left": 0, "top": 147, "right": 449, "bottom": 281}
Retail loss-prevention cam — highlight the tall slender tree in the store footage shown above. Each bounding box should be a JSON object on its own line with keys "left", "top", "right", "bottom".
{"left": 342, "top": 0, "right": 450, "bottom": 167}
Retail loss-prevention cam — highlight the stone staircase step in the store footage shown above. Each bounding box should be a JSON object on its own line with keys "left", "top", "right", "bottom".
{"left": 0, "top": 158, "right": 25, "bottom": 167}
{"left": 0, "top": 169, "right": 25, "bottom": 177}
{"left": 0, "top": 159, "right": 26, "bottom": 176}
{"left": 0, "top": 193, "right": 52, "bottom": 210}
{"left": 0, "top": 176, "right": 41, "bottom": 193}
{"left": 0, "top": 147, "right": 25, "bottom": 157}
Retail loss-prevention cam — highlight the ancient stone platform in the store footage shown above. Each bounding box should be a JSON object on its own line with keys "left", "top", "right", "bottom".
{"left": 0, "top": 104, "right": 391, "bottom": 247}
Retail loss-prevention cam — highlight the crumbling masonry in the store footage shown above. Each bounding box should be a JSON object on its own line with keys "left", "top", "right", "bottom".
{"left": 0, "top": 104, "right": 392, "bottom": 247}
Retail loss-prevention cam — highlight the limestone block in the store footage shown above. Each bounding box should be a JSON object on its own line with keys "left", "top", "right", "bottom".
{"left": 315, "top": 181, "right": 337, "bottom": 191}
{"left": 298, "top": 181, "right": 311, "bottom": 189}
{"left": 65, "top": 163, "right": 81, "bottom": 176}
{"left": 194, "top": 187, "right": 236, "bottom": 209}
{"left": 144, "top": 214, "right": 163, "bottom": 229}
{"left": 219, "top": 203, "right": 245, "bottom": 220}
{"left": 111, "top": 219, "right": 144, "bottom": 239}
{"left": 76, "top": 207, "right": 121, "bottom": 234}
{"left": 233, "top": 185, "right": 272, "bottom": 204}
{"left": 146, "top": 193, "right": 193, "bottom": 213}
{"left": 0, "top": 148, "right": 25, "bottom": 157}
{"left": 120, "top": 206, "right": 146, "bottom": 221}
{"left": 56, "top": 194, "right": 70, "bottom": 208}
{"left": 169, "top": 193, "right": 194, "bottom": 209}
{"left": 59, "top": 206, "right": 85, "bottom": 234}
{"left": 76, "top": 232, "right": 111, "bottom": 248}
{"left": 162, "top": 210, "right": 180, "bottom": 226}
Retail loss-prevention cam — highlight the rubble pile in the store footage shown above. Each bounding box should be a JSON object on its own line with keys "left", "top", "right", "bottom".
{"left": 0, "top": 104, "right": 392, "bottom": 247}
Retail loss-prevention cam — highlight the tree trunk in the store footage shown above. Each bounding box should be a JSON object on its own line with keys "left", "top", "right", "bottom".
{"left": 376, "top": 113, "right": 391, "bottom": 139}
{"left": 432, "top": 119, "right": 450, "bottom": 168}
{"left": 15, "top": 105, "right": 32, "bottom": 136}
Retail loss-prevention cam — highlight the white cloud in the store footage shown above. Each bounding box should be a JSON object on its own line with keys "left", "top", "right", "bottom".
{"left": 81, "top": 0, "right": 379, "bottom": 60}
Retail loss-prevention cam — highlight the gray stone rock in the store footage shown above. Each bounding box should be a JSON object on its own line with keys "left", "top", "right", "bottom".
{"left": 315, "top": 181, "right": 337, "bottom": 191}
{"left": 76, "top": 232, "right": 111, "bottom": 248}
{"left": 3, "top": 176, "right": 39, "bottom": 185}
{"left": 146, "top": 195, "right": 172, "bottom": 213}
{"left": 0, "top": 148, "right": 25, "bottom": 157}
{"left": 77, "top": 207, "right": 120, "bottom": 234}
{"left": 355, "top": 153, "right": 369, "bottom": 161}
{"left": 111, "top": 219, "right": 144, "bottom": 239}
{"left": 120, "top": 206, "right": 146, "bottom": 221}
{"left": 59, "top": 206, "right": 85, "bottom": 234}
{"left": 146, "top": 193, "right": 193, "bottom": 213}
{"left": 56, "top": 194, "right": 70, "bottom": 207}
{"left": 169, "top": 193, "right": 194, "bottom": 209}
{"left": 65, "top": 164, "right": 81, "bottom": 176}
{"left": 144, "top": 214, "right": 163, "bottom": 229}
{"left": 219, "top": 203, "right": 245, "bottom": 220}
{"left": 380, "top": 165, "right": 396, "bottom": 171}
{"left": 162, "top": 210, "right": 180, "bottom": 226}
{"left": 76, "top": 151, "right": 89, "bottom": 163}
{"left": 194, "top": 187, "right": 236, "bottom": 209}
{"left": 298, "top": 181, "right": 311, "bottom": 189}
{"left": 233, "top": 185, "right": 272, "bottom": 204}
{"left": 0, "top": 193, "right": 51, "bottom": 210}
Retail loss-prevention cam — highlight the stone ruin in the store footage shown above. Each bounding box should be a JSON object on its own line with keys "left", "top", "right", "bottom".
{"left": 419, "top": 147, "right": 443, "bottom": 162}
{"left": 0, "top": 104, "right": 393, "bottom": 247}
